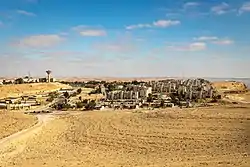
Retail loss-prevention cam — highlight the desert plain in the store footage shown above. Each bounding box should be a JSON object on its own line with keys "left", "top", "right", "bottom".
{"left": 0, "top": 81, "right": 249, "bottom": 167}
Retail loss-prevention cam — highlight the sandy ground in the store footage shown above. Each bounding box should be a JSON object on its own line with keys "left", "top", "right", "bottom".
{"left": 0, "top": 83, "right": 71, "bottom": 99}
{"left": 0, "top": 111, "right": 37, "bottom": 139}
{"left": 0, "top": 114, "right": 54, "bottom": 165}
{"left": 0, "top": 106, "right": 249, "bottom": 167}
{"left": 224, "top": 91, "right": 250, "bottom": 104}
{"left": 212, "top": 81, "right": 247, "bottom": 93}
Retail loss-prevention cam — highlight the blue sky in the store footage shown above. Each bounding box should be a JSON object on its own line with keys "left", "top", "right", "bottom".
{"left": 0, "top": 0, "right": 250, "bottom": 78}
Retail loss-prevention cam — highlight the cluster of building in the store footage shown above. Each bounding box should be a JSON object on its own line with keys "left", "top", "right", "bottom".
{"left": 0, "top": 70, "right": 55, "bottom": 85}
{"left": 148, "top": 78, "right": 214, "bottom": 99}
{"left": 105, "top": 86, "right": 152, "bottom": 100}
{"left": 0, "top": 95, "right": 41, "bottom": 110}
{"left": 97, "top": 78, "right": 216, "bottom": 109}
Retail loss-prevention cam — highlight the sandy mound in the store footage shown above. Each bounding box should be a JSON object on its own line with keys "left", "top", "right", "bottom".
{"left": 0, "top": 111, "right": 37, "bottom": 139}
{"left": 212, "top": 81, "right": 248, "bottom": 92}
{"left": 0, "top": 83, "right": 71, "bottom": 99}
{"left": 1, "top": 108, "right": 249, "bottom": 167}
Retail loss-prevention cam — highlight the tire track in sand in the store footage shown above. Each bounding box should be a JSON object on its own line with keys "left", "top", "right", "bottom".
{"left": 0, "top": 114, "right": 54, "bottom": 164}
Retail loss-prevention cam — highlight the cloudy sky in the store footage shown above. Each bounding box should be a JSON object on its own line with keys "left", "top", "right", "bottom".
{"left": 0, "top": 0, "right": 250, "bottom": 78}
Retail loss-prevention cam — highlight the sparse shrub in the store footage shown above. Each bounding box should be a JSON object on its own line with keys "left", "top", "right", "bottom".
{"left": 55, "top": 103, "right": 72, "bottom": 110}
{"left": 48, "top": 92, "right": 58, "bottom": 98}
{"left": 71, "top": 92, "right": 77, "bottom": 97}
{"left": 76, "top": 102, "right": 84, "bottom": 108}
{"left": 85, "top": 100, "right": 96, "bottom": 110}
{"left": 82, "top": 99, "right": 88, "bottom": 104}
{"left": 46, "top": 97, "right": 54, "bottom": 102}
{"left": 63, "top": 91, "right": 70, "bottom": 99}
{"left": 147, "top": 93, "right": 153, "bottom": 103}
{"left": 77, "top": 88, "right": 82, "bottom": 94}
{"left": 15, "top": 78, "right": 24, "bottom": 84}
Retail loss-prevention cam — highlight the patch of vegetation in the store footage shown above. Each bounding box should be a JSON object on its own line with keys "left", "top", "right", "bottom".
{"left": 85, "top": 100, "right": 96, "bottom": 110}
{"left": 76, "top": 102, "right": 85, "bottom": 109}
{"left": 147, "top": 93, "right": 153, "bottom": 103}
{"left": 77, "top": 88, "right": 82, "bottom": 94}
{"left": 14, "top": 78, "right": 24, "bottom": 84}
{"left": 63, "top": 91, "right": 70, "bottom": 99}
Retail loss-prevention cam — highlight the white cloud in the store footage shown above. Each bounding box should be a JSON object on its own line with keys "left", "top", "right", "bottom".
{"left": 1, "top": 49, "right": 250, "bottom": 78}
{"left": 194, "top": 36, "right": 219, "bottom": 41}
{"left": 212, "top": 39, "right": 234, "bottom": 45}
{"left": 72, "top": 25, "right": 107, "bottom": 36}
{"left": 79, "top": 29, "right": 106, "bottom": 36}
{"left": 194, "top": 36, "right": 234, "bottom": 45}
{"left": 239, "top": 2, "right": 250, "bottom": 14}
{"left": 126, "top": 19, "right": 180, "bottom": 30}
{"left": 168, "top": 42, "right": 206, "bottom": 51}
{"left": 153, "top": 20, "right": 180, "bottom": 27}
{"left": 17, "top": 10, "right": 36, "bottom": 16}
{"left": 211, "top": 2, "right": 230, "bottom": 15}
{"left": 59, "top": 32, "right": 68, "bottom": 36}
{"left": 13, "top": 34, "right": 64, "bottom": 48}
{"left": 71, "top": 25, "right": 88, "bottom": 31}
{"left": 187, "top": 42, "right": 207, "bottom": 51}
{"left": 183, "top": 2, "right": 200, "bottom": 8}
{"left": 126, "top": 24, "right": 152, "bottom": 30}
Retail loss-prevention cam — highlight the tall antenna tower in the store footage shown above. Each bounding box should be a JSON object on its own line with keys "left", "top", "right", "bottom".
{"left": 28, "top": 71, "right": 31, "bottom": 79}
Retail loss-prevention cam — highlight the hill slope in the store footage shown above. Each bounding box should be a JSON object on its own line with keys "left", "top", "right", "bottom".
{"left": 0, "top": 83, "right": 71, "bottom": 99}
{"left": 212, "top": 81, "right": 248, "bottom": 93}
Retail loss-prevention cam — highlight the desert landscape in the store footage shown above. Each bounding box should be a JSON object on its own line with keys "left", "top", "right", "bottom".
{"left": 1, "top": 0, "right": 250, "bottom": 166}
{"left": 0, "top": 111, "right": 37, "bottom": 139}
{"left": 0, "top": 106, "right": 249, "bottom": 167}
{"left": 0, "top": 79, "right": 250, "bottom": 167}
{"left": 0, "top": 82, "right": 250, "bottom": 167}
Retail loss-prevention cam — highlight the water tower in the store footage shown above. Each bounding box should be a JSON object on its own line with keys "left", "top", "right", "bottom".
{"left": 46, "top": 70, "right": 52, "bottom": 83}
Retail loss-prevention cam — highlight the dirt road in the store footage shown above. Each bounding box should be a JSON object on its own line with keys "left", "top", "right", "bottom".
{"left": 0, "top": 114, "right": 54, "bottom": 165}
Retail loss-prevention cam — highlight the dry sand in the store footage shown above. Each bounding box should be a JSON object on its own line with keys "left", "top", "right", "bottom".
{"left": 224, "top": 91, "right": 250, "bottom": 103}
{"left": 0, "top": 106, "right": 249, "bottom": 167}
{"left": 212, "top": 81, "right": 248, "bottom": 93}
{"left": 0, "top": 111, "right": 37, "bottom": 139}
{"left": 0, "top": 83, "right": 71, "bottom": 99}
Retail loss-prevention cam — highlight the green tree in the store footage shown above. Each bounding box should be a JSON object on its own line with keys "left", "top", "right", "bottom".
{"left": 46, "top": 97, "right": 54, "bottom": 102}
{"left": 108, "top": 84, "right": 115, "bottom": 91}
{"left": 85, "top": 100, "right": 96, "bottom": 110}
{"left": 82, "top": 99, "right": 88, "bottom": 104}
{"left": 160, "top": 99, "right": 165, "bottom": 108}
{"left": 49, "top": 92, "right": 58, "bottom": 99}
{"left": 71, "top": 92, "right": 77, "bottom": 97}
{"left": 132, "top": 80, "right": 139, "bottom": 85}
{"left": 147, "top": 93, "right": 153, "bottom": 103}
{"left": 63, "top": 91, "right": 70, "bottom": 99}
{"left": 15, "top": 78, "right": 24, "bottom": 84}
{"left": 76, "top": 102, "right": 84, "bottom": 108}
{"left": 77, "top": 88, "right": 82, "bottom": 94}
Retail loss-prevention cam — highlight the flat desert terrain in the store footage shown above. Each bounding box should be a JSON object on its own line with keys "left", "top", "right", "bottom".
{"left": 0, "top": 111, "right": 37, "bottom": 139}
{"left": 0, "top": 106, "right": 249, "bottom": 167}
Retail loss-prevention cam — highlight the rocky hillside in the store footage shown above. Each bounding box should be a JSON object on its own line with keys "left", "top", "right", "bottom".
{"left": 212, "top": 81, "right": 248, "bottom": 93}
